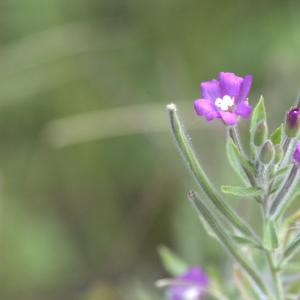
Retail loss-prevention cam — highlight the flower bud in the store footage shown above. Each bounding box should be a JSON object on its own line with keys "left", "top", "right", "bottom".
{"left": 254, "top": 121, "right": 268, "bottom": 146}
{"left": 274, "top": 144, "right": 283, "bottom": 164}
{"left": 285, "top": 108, "right": 300, "bottom": 138}
{"left": 293, "top": 142, "right": 300, "bottom": 164}
{"left": 260, "top": 140, "right": 275, "bottom": 164}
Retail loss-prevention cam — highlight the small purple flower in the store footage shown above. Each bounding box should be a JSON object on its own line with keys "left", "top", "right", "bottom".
{"left": 166, "top": 266, "right": 209, "bottom": 300}
{"left": 286, "top": 108, "right": 300, "bottom": 137}
{"left": 194, "top": 72, "right": 253, "bottom": 125}
{"left": 293, "top": 142, "right": 300, "bottom": 164}
{"left": 288, "top": 108, "right": 300, "bottom": 128}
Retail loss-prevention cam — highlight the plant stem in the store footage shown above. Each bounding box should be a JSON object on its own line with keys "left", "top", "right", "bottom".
{"left": 269, "top": 164, "right": 299, "bottom": 219}
{"left": 189, "top": 191, "right": 272, "bottom": 299}
{"left": 167, "top": 104, "right": 257, "bottom": 239}
{"left": 228, "top": 126, "right": 260, "bottom": 202}
{"left": 266, "top": 251, "right": 284, "bottom": 300}
{"left": 229, "top": 126, "right": 246, "bottom": 156}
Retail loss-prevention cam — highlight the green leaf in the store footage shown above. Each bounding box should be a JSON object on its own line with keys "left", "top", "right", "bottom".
{"left": 158, "top": 245, "right": 188, "bottom": 276}
{"left": 263, "top": 219, "right": 279, "bottom": 250}
{"left": 281, "top": 235, "right": 300, "bottom": 266}
{"left": 250, "top": 96, "right": 267, "bottom": 156}
{"left": 270, "top": 124, "right": 283, "bottom": 145}
{"left": 276, "top": 192, "right": 300, "bottom": 219}
{"left": 221, "top": 185, "right": 263, "bottom": 197}
{"left": 270, "top": 179, "right": 284, "bottom": 194}
{"left": 226, "top": 138, "right": 253, "bottom": 185}
{"left": 197, "top": 212, "right": 218, "bottom": 240}
{"left": 167, "top": 104, "right": 256, "bottom": 238}
{"left": 188, "top": 191, "right": 271, "bottom": 298}
{"left": 273, "top": 165, "right": 292, "bottom": 178}
{"left": 232, "top": 235, "right": 262, "bottom": 249}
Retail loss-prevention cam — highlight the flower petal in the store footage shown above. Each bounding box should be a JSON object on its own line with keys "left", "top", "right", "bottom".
{"left": 219, "top": 111, "right": 238, "bottom": 125}
{"left": 293, "top": 143, "right": 300, "bottom": 163}
{"left": 200, "top": 79, "right": 221, "bottom": 101}
{"left": 237, "top": 74, "right": 252, "bottom": 103}
{"left": 236, "top": 100, "right": 252, "bottom": 118}
{"left": 194, "top": 99, "right": 219, "bottom": 121}
{"left": 219, "top": 72, "right": 243, "bottom": 99}
{"left": 167, "top": 266, "right": 209, "bottom": 300}
{"left": 180, "top": 267, "right": 209, "bottom": 286}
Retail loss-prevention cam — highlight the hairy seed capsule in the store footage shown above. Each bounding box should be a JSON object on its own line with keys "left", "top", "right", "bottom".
{"left": 260, "top": 140, "right": 275, "bottom": 164}
{"left": 254, "top": 121, "right": 268, "bottom": 146}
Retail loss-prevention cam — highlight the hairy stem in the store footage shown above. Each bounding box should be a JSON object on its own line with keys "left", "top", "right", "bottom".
{"left": 269, "top": 164, "right": 299, "bottom": 219}
{"left": 266, "top": 251, "right": 284, "bottom": 300}
{"left": 167, "top": 104, "right": 257, "bottom": 240}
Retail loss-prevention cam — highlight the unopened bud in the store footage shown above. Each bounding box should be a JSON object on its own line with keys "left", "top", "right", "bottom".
{"left": 254, "top": 121, "right": 268, "bottom": 146}
{"left": 260, "top": 140, "right": 275, "bottom": 164}
{"left": 285, "top": 108, "right": 300, "bottom": 138}
{"left": 293, "top": 143, "right": 300, "bottom": 164}
{"left": 274, "top": 144, "right": 283, "bottom": 164}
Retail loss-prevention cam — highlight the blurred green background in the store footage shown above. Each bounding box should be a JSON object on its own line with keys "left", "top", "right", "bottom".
{"left": 1, "top": 0, "right": 300, "bottom": 299}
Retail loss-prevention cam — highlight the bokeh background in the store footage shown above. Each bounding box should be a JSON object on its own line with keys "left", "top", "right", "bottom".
{"left": 2, "top": 0, "right": 300, "bottom": 299}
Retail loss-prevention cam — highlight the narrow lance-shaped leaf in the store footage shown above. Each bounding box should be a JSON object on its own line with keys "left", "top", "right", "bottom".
{"left": 272, "top": 165, "right": 292, "bottom": 179}
{"left": 158, "top": 245, "right": 188, "bottom": 276}
{"left": 232, "top": 235, "right": 262, "bottom": 249}
{"left": 188, "top": 191, "right": 271, "bottom": 298}
{"left": 270, "top": 124, "right": 283, "bottom": 145}
{"left": 166, "top": 104, "right": 256, "bottom": 239}
{"left": 263, "top": 219, "right": 279, "bottom": 250}
{"left": 221, "top": 185, "right": 263, "bottom": 197}
{"left": 279, "top": 235, "right": 300, "bottom": 267}
{"left": 250, "top": 96, "right": 267, "bottom": 157}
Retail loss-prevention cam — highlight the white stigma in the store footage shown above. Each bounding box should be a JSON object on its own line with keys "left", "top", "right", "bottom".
{"left": 183, "top": 287, "right": 201, "bottom": 300}
{"left": 215, "top": 95, "right": 234, "bottom": 111}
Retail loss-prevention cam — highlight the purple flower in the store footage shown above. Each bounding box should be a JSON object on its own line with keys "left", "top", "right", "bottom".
{"left": 166, "top": 267, "right": 209, "bottom": 300}
{"left": 293, "top": 142, "right": 300, "bottom": 164}
{"left": 194, "top": 72, "right": 253, "bottom": 125}
{"left": 288, "top": 108, "right": 300, "bottom": 127}
{"left": 286, "top": 108, "right": 300, "bottom": 137}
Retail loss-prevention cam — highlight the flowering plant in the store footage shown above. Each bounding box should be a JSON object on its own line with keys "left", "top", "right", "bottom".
{"left": 159, "top": 72, "right": 300, "bottom": 300}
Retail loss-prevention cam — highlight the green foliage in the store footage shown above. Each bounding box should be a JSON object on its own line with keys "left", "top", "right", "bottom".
{"left": 281, "top": 235, "right": 300, "bottom": 266}
{"left": 226, "top": 138, "right": 251, "bottom": 185}
{"left": 270, "top": 124, "right": 284, "bottom": 145}
{"left": 158, "top": 245, "right": 188, "bottom": 276}
{"left": 263, "top": 219, "right": 279, "bottom": 250}
{"left": 221, "top": 185, "right": 262, "bottom": 197}
{"left": 250, "top": 96, "right": 267, "bottom": 152}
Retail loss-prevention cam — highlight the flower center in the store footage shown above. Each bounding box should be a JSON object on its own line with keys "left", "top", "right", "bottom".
{"left": 215, "top": 95, "right": 234, "bottom": 111}
{"left": 183, "top": 286, "right": 201, "bottom": 300}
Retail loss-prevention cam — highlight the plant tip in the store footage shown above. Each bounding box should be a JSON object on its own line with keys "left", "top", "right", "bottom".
{"left": 166, "top": 103, "right": 177, "bottom": 111}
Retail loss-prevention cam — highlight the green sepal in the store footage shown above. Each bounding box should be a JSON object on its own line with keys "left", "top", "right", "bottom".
{"left": 158, "top": 245, "right": 188, "bottom": 276}
{"left": 250, "top": 96, "right": 267, "bottom": 149}
{"left": 221, "top": 185, "right": 263, "bottom": 197}
{"left": 270, "top": 124, "right": 284, "bottom": 145}
{"left": 263, "top": 219, "right": 279, "bottom": 250}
